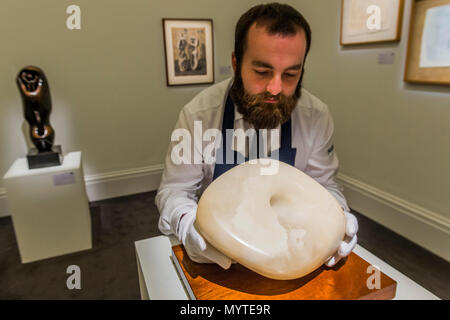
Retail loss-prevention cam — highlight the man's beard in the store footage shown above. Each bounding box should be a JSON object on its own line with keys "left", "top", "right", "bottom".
{"left": 229, "top": 73, "right": 301, "bottom": 130}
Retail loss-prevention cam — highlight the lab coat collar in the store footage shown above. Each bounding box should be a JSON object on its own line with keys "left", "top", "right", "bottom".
{"left": 234, "top": 103, "right": 244, "bottom": 121}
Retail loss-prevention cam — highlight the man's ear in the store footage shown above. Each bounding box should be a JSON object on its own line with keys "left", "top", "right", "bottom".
{"left": 231, "top": 52, "right": 237, "bottom": 73}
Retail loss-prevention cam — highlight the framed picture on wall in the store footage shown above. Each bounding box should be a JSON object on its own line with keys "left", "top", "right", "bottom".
{"left": 340, "top": 0, "right": 405, "bottom": 45}
{"left": 404, "top": 0, "right": 450, "bottom": 85}
{"left": 162, "top": 18, "right": 214, "bottom": 86}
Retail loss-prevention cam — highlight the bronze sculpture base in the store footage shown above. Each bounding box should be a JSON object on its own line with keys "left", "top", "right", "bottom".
{"left": 27, "top": 145, "right": 63, "bottom": 169}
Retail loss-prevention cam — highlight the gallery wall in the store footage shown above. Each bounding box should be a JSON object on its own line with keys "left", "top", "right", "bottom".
{"left": 0, "top": 0, "right": 249, "bottom": 199}
{"left": 299, "top": 0, "right": 450, "bottom": 261}
{"left": 1, "top": 0, "right": 449, "bottom": 259}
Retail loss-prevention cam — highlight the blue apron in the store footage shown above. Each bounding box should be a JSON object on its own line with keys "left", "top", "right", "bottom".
{"left": 212, "top": 93, "right": 297, "bottom": 180}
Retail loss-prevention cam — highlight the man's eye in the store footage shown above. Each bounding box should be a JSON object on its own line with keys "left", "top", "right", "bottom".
{"left": 254, "top": 70, "right": 270, "bottom": 75}
{"left": 284, "top": 72, "right": 298, "bottom": 78}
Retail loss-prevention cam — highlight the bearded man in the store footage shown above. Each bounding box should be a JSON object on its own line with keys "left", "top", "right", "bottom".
{"left": 156, "top": 3, "right": 358, "bottom": 270}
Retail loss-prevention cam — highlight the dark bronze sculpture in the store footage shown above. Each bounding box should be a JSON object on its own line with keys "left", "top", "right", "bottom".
{"left": 16, "top": 66, "right": 62, "bottom": 169}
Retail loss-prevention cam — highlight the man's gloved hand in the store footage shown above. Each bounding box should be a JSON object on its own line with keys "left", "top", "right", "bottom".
{"left": 325, "top": 210, "right": 358, "bottom": 267}
{"left": 177, "top": 209, "right": 232, "bottom": 270}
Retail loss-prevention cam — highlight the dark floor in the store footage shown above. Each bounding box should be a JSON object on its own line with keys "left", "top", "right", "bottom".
{"left": 0, "top": 191, "right": 448, "bottom": 299}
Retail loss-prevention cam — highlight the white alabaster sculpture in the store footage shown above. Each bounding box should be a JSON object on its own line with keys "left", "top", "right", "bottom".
{"left": 195, "top": 159, "right": 346, "bottom": 280}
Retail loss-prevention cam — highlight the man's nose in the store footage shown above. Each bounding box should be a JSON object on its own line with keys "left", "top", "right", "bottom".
{"left": 266, "top": 75, "right": 282, "bottom": 96}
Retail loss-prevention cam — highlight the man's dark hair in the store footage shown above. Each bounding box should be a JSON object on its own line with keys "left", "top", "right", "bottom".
{"left": 234, "top": 3, "right": 312, "bottom": 69}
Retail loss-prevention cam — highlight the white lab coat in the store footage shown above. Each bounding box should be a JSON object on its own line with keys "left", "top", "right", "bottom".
{"left": 156, "top": 78, "right": 349, "bottom": 236}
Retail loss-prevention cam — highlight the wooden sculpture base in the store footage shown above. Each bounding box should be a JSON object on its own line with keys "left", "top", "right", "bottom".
{"left": 171, "top": 245, "right": 397, "bottom": 300}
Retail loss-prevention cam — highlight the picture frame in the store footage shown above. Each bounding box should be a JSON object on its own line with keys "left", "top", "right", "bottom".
{"left": 162, "top": 18, "right": 214, "bottom": 86}
{"left": 340, "top": 0, "right": 404, "bottom": 45}
{"left": 404, "top": 0, "right": 450, "bottom": 85}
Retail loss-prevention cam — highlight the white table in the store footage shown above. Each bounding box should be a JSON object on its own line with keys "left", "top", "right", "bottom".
{"left": 135, "top": 235, "right": 440, "bottom": 300}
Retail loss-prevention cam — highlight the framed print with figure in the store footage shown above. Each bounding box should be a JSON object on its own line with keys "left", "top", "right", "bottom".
{"left": 340, "top": 0, "right": 404, "bottom": 45}
{"left": 162, "top": 19, "right": 214, "bottom": 86}
{"left": 404, "top": 0, "right": 450, "bottom": 85}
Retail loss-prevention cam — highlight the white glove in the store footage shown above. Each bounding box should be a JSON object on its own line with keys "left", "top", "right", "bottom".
{"left": 177, "top": 209, "right": 232, "bottom": 270}
{"left": 325, "top": 210, "right": 358, "bottom": 267}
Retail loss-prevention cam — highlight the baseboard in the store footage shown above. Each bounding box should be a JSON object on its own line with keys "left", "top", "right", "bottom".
{"left": 84, "top": 164, "right": 164, "bottom": 202}
{"left": 337, "top": 173, "right": 450, "bottom": 262}
{"left": 0, "top": 189, "right": 9, "bottom": 218}
{"left": 0, "top": 164, "right": 164, "bottom": 217}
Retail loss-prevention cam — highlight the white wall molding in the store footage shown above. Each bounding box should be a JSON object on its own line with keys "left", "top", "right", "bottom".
{"left": 337, "top": 173, "right": 450, "bottom": 262}
{"left": 0, "top": 164, "right": 165, "bottom": 217}
{"left": 84, "top": 164, "right": 164, "bottom": 202}
{"left": 0, "top": 188, "right": 9, "bottom": 218}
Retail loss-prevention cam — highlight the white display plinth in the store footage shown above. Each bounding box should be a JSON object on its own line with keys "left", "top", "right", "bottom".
{"left": 135, "top": 236, "right": 440, "bottom": 300}
{"left": 3, "top": 151, "right": 92, "bottom": 263}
